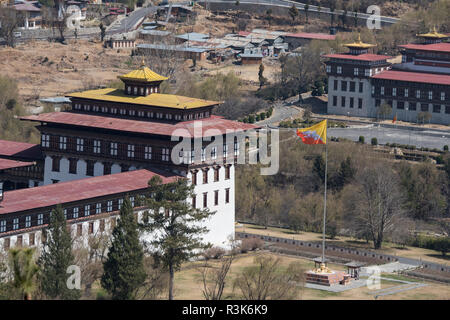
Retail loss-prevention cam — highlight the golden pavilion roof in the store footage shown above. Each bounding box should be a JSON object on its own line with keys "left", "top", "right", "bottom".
{"left": 66, "top": 88, "right": 220, "bottom": 109}
{"left": 417, "top": 26, "right": 448, "bottom": 39}
{"left": 119, "top": 60, "right": 168, "bottom": 83}
{"left": 344, "top": 34, "right": 376, "bottom": 49}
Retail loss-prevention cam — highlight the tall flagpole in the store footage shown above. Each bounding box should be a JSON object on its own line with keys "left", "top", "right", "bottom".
{"left": 322, "top": 132, "right": 328, "bottom": 264}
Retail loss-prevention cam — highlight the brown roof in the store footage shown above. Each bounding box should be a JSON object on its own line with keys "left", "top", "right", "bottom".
{"left": 21, "top": 113, "right": 259, "bottom": 138}
{"left": 372, "top": 70, "right": 450, "bottom": 85}
{"left": 0, "top": 169, "right": 179, "bottom": 215}
{"left": 0, "top": 140, "right": 43, "bottom": 160}
{"left": 0, "top": 158, "right": 35, "bottom": 171}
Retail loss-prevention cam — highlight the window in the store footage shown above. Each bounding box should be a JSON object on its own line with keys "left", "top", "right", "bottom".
{"left": 191, "top": 171, "right": 198, "bottom": 185}
{"left": 428, "top": 91, "right": 433, "bottom": 100}
{"left": 110, "top": 142, "right": 118, "bottom": 156}
{"left": 130, "top": 197, "right": 135, "bottom": 207}
{"left": 203, "top": 193, "right": 208, "bottom": 208}
{"left": 359, "top": 82, "right": 363, "bottom": 93}
{"left": 127, "top": 144, "right": 135, "bottom": 158}
{"left": 25, "top": 216, "right": 31, "bottom": 228}
{"left": 93, "top": 140, "right": 101, "bottom": 153}
{"left": 129, "top": 110, "right": 135, "bottom": 116}
{"left": 120, "top": 164, "right": 129, "bottom": 172}
{"left": 225, "top": 166, "right": 230, "bottom": 180}
{"left": 161, "top": 148, "right": 169, "bottom": 161}
{"left": 203, "top": 169, "right": 208, "bottom": 184}
{"left": 59, "top": 136, "right": 67, "bottom": 150}
{"left": 416, "top": 90, "right": 421, "bottom": 98}
{"left": 326, "top": 65, "right": 331, "bottom": 73}
{"left": 111, "top": 108, "right": 117, "bottom": 114}
{"left": 404, "top": 88, "right": 408, "bottom": 97}
{"left": 103, "top": 162, "right": 111, "bottom": 175}
{"left": 0, "top": 220, "right": 6, "bottom": 232}
{"left": 52, "top": 156, "right": 60, "bottom": 172}
{"left": 64, "top": 209, "right": 67, "bottom": 219}
{"left": 337, "top": 66, "right": 342, "bottom": 74}
{"left": 192, "top": 195, "right": 196, "bottom": 208}
{"left": 13, "top": 218, "right": 19, "bottom": 230}
{"left": 147, "top": 111, "right": 154, "bottom": 118}
{"left": 381, "top": 87, "right": 384, "bottom": 95}
{"left": 214, "top": 190, "right": 219, "bottom": 206}
{"left": 84, "top": 104, "right": 90, "bottom": 111}
{"left": 138, "top": 111, "right": 144, "bottom": 117}
{"left": 201, "top": 147, "right": 206, "bottom": 161}
{"left": 409, "top": 103, "right": 417, "bottom": 111}
{"left": 37, "top": 213, "right": 44, "bottom": 225}
{"left": 371, "top": 86, "right": 375, "bottom": 95}
{"left": 349, "top": 97, "right": 354, "bottom": 108}
{"left": 77, "top": 224, "right": 82, "bottom": 237}
{"left": 234, "top": 141, "right": 239, "bottom": 156}
{"left": 421, "top": 104, "right": 429, "bottom": 112}
{"left": 225, "top": 188, "right": 230, "bottom": 204}
{"left": 156, "top": 113, "right": 163, "bottom": 119}
{"left": 69, "top": 158, "right": 77, "bottom": 174}
{"left": 96, "top": 203, "right": 102, "bottom": 214}
{"left": 86, "top": 160, "right": 94, "bottom": 176}
{"left": 349, "top": 81, "right": 355, "bottom": 92}
{"left": 16, "top": 236, "right": 22, "bottom": 247}
{"left": 332, "top": 96, "right": 337, "bottom": 106}
{"left": 223, "top": 144, "right": 228, "bottom": 158}
{"left": 397, "top": 101, "right": 404, "bottom": 110}
{"left": 73, "top": 207, "right": 79, "bottom": 219}
{"left": 84, "top": 205, "right": 91, "bottom": 216}
{"left": 211, "top": 147, "right": 217, "bottom": 160}
{"left": 214, "top": 167, "right": 219, "bottom": 182}
{"left": 89, "top": 222, "right": 94, "bottom": 234}
{"left": 358, "top": 98, "right": 363, "bottom": 109}
{"left": 76, "top": 138, "right": 84, "bottom": 152}
{"left": 333, "top": 80, "right": 338, "bottom": 91}
{"left": 41, "top": 134, "right": 50, "bottom": 147}
{"left": 392, "top": 88, "right": 396, "bottom": 96}
{"left": 353, "top": 68, "right": 359, "bottom": 76}
{"left": 107, "top": 201, "right": 113, "bottom": 212}
{"left": 341, "top": 81, "right": 347, "bottom": 92}
{"left": 118, "top": 199, "right": 124, "bottom": 210}
{"left": 446, "top": 105, "right": 450, "bottom": 114}
{"left": 441, "top": 92, "right": 445, "bottom": 101}
{"left": 29, "top": 233, "right": 35, "bottom": 246}
{"left": 100, "top": 106, "right": 107, "bottom": 113}
{"left": 142, "top": 146, "right": 152, "bottom": 160}
{"left": 341, "top": 96, "right": 345, "bottom": 107}
{"left": 364, "top": 69, "right": 372, "bottom": 76}
{"left": 433, "top": 104, "right": 441, "bottom": 113}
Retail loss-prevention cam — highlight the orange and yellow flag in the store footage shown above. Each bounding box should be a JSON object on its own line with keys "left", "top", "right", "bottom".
{"left": 296, "top": 120, "right": 327, "bottom": 145}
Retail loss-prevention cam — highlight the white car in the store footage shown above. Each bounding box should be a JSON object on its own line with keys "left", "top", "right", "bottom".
{"left": 13, "top": 31, "right": 22, "bottom": 38}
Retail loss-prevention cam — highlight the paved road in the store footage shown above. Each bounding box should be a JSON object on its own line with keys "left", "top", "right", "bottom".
{"left": 328, "top": 125, "right": 450, "bottom": 149}
{"left": 257, "top": 103, "right": 301, "bottom": 126}
{"left": 106, "top": 6, "right": 157, "bottom": 35}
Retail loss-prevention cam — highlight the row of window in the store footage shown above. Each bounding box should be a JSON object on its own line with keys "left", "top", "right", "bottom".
{"left": 327, "top": 65, "right": 387, "bottom": 76}
{"left": 374, "top": 100, "right": 450, "bottom": 114}
{"left": 191, "top": 165, "right": 231, "bottom": 185}
{"left": 73, "top": 103, "right": 210, "bottom": 121}
{"left": 373, "top": 87, "right": 447, "bottom": 101}
{"left": 192, "top": 188, "right": 231, "bottom": 208}
{"left": 0, "top": 196, "right": 139, "bottom": 234}
{"left": 51, "top": 156, "right": 134, "bottom": 175}
{"left": 125, "top": 85, "right": 160, "bottom": 96}
{"left": 331, "top": 96, "right": 364, "bottom": 109}
{"left": 332, "top": 80, "right": 364, "bottom": 93}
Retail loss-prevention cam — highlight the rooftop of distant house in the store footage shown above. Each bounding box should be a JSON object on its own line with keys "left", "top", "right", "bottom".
{"left": 398, "top": 42, "right": 450, "bottom": 53}
{"left": 0, "top": 140, "right": 43, "bottom": 160}
{"left": 372, "top": 70, "right": 450, "bottom": 85}
{"left": 0, "top": 158, "right": 35, "bottom": 171}
{"left": 323, "top": 53, "right": 391, "bottom": 62}
{"left": 0, "top": 169, "right": 179, "bottom": 215}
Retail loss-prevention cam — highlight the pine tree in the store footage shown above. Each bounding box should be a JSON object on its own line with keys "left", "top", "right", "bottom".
{"left": 141, "top": 176, "right": 215, "bottom": 300}
{"left": 39, "top": 205, "right": 80, "bottom": 300}
{"left": 101, "top": 197, "right": 146, "bottom": 300}
{"left": 258, "top": 64, "right": 267, "bottom": 89}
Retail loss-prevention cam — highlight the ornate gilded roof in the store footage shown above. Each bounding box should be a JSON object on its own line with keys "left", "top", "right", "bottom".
{"left": 119, "top": 60, "right": 168, "bottom": 83}
{"left": 344, "top": 34, "right": 376, "bottom": 49}
{"left": 417, "top": 26, "right": 448, "bottom": 39}
{"left": 66, "top": 88, "right": 220, "bottom": 109}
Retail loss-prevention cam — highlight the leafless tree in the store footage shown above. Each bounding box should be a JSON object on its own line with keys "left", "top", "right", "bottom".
{"left": 0, "top": 8, "right": 23, "bottom": 48}
{"left": 199, "top": 239, "right": 238, "bottom": 300}
{"left": 349, "top": 164, "right": 405, "bottom": 249}
{"left": 135, "top": 256, "right": 169, "bottom": 300}
{"left": 233, "top": 254, "right": 304, "bottom": 300}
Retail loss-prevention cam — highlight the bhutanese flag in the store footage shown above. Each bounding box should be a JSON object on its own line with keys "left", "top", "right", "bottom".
{"left": 296, "top": 120, "right": 327, "bottom": 145}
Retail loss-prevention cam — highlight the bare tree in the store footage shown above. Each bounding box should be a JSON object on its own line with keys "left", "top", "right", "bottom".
{"left": 0, "top": 8, "right": 23, "bottom": 48}
{"left": 349, "top": 164, "right": 405, "bottom": 249}
{"left": 199, "top": 239, "right": 237, "bottom": 300}
{"left": 135, "top": 256, "right": 169, "bottom": 300}
{"left": 233, "top": 254, "right": 304, "bottom": 300}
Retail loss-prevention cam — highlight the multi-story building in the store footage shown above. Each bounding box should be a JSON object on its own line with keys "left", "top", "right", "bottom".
{"left": 325, "top": 30, "right": 450, "bottom": 124}
{"left": 0, "top": 62, "right": 258, "bottom": 253}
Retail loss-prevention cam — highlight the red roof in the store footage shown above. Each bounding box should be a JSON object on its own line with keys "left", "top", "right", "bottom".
{"left": 0, "top": 158, "right": 34, "bottom": 171}
{"left": 12, "top": 3, "right": 41, "bottom": 12}
{"left": 285, "top": 32, "right": 336, "bottom": 41}
{"left": 372, "top": 70, "right": 450, "bottom": 85}
{"left": 0, "top": 140, "right": 42, "bottom": 160}
{"left": 238, "top": 31, "right": 251, "bottom": 37}
{"left": 21, "top": 113, "right": 259, "bottom": 138}
{"left": 0, "top": 169, "right": 179, "bottom": 215}
{"left": 323, "top": 53, "right": 391, "bottom": 62}
{"left": 398, "top": 42, "right": 450, "bottom": 53}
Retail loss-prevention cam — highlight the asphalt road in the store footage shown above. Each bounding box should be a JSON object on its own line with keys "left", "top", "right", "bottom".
{"left": 106, "top": 6, "right": 157, "bottom": 35}
{"left": 328, "top": 125, "right": 450, "bottom": 149}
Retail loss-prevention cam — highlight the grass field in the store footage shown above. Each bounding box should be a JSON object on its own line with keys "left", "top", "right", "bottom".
{"left": 172, "top": 251, "right": 450, "bottom": 300}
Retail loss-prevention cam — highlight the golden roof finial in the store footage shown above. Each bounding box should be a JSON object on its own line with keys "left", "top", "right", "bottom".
{"left": 357, "top": 33, "right": 362, "bottom": 43}
{"left": 141, "top": 57, "right": 146, "bottom": 67}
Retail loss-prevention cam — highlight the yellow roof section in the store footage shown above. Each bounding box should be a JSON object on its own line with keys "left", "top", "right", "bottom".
{"left": 119, "top": 61, "right": 168, "bottom": 83}
{"left": 66, "top": 88, "right": 220, "bottom": 109}
{"left": 417, "top": 26, "right": 448, "bottom": 39}
{"left": 344, "top": 34, "right": 376, "bottom": 49}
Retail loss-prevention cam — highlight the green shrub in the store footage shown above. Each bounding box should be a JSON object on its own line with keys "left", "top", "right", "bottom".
{"left": 444, "top": 145, "right": 449, "bottom": 152}
{"left": 371, "top": 137, "right": 378, "bottom": 146}
{"left": 358, "top": 136, "right": 365, "bottom": 144}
